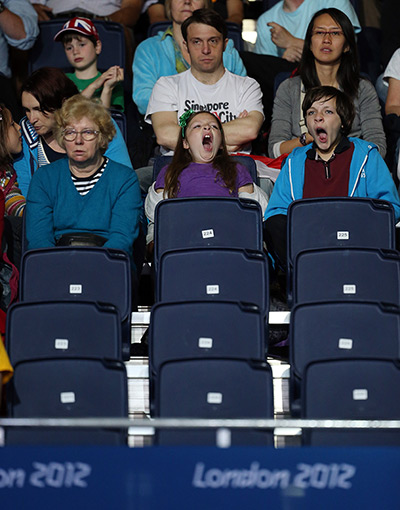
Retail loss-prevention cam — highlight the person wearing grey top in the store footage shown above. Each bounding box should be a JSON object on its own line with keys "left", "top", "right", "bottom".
{"left": 268, "top": 8, "right": 386, "bottom": 159}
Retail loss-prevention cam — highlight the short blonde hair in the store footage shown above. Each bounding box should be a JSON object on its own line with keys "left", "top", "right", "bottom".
{"left": 55, "top": 95, "right": 116, "bottom": 153}
{"left": 165, "top": 0, "right": 210, "bottom": 21}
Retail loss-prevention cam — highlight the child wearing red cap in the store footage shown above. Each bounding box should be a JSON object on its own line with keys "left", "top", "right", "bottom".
{"left": 54, "top": 17, "right": 124, "bottom": 111}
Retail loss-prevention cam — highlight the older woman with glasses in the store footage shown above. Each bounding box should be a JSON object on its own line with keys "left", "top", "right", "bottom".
{"left": 25, "top": 94, "right": 142, "bottom": 263}
{"left": 268, "top": 8, "right": 386, "bottom": 159}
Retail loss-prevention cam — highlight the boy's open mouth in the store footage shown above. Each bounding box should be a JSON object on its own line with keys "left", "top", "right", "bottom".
{"left": 316, "top": 127, "right": 328, "bottom": 143}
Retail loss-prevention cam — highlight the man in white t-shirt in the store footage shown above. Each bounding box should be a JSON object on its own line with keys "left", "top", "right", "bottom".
{"left": 146, "top": 8, "right": 264, "bottom": 155}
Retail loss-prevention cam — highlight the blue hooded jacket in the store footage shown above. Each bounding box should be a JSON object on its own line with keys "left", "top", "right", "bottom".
{"left": 265, "top": 137, "right": 400, "bottom": 222}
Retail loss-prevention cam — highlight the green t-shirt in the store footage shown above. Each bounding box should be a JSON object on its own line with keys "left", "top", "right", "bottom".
{"left": 67, "top": 71, "right": 124, "bottom": 112}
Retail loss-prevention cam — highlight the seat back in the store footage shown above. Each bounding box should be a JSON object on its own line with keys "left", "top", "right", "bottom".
{"left": 20, "top": 247, "right": 132, "bottom": 360}
{"left": 293, "top": 248, "right": 400, "bottom": 306}
{"left": 289, "top": 301, "right": 400, "bottom": 412}
{"left": 110, "top": 109, "right": 127, "bottom": 143}
{"left": 302, "top": 359, "right": 400, "bottom": 446}
{"left": 7, "top": 358, "right": 128, "bottom": 445}
{"left": 6, "top": 300, "right": 122, "bottom": 363}
{"left": 155, "top": 358, "right": 274, "bottom": 445}
{"left": 149, "top": 300, "right": 267, "bottom": 376}
{"left": 154, "top": 197, "right": 263, "bottom": 270}
{"left": 152, "top": 154, "right": 258, "bottom": 184}
{"left": 287, "top": 198, "right": 396, "bottom": 304}
{"left": 28, "top": 19, "right": 125, "bottom": 73}
{"left": 157, "top": 248, "right": 269, "bottom": 315}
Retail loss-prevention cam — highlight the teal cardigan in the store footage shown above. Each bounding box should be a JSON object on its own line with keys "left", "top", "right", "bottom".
{"left": 26, "top": 158, "right": 142, "bottom": 259}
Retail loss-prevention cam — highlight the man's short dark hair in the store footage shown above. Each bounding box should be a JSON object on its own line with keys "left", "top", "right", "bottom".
{"left": 181, "top": 8, "right": 227, "bottom": 42}
{"left": 302, "top": 86, "right": 355, "bottom": 136}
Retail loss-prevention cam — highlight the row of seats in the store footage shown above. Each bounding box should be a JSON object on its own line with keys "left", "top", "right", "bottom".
{"left": 5, "top": 247, "right": 134, "bottom": 445}
{"left": 287, "top": 196, "right": 400, "bottom": 445}
{"left": 150, "top": 195, "right": 274, "bottom": 446}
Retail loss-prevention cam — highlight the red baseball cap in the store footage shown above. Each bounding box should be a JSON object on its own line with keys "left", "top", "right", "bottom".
{"left": 54, "top": 17, "right": 100, "bottom": 42}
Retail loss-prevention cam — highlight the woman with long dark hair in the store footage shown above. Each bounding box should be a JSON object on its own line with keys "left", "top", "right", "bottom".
{"left": 268, "top": 8, "right": 386, "bottom": 159}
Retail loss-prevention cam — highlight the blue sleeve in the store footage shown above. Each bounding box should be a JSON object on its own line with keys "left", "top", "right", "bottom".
{"left": 26, "top": 168, "right": 56, "bottom": 250}
{"left": 365, "top": 149, "right": 400, "bottom": 222}
{"left": 132, "top": 36, "right": 167, "bottom": 116}
{"left": 103, "top": 170, "right": 142, "bottom": 257}
{"left": 264, "top": 159, "right": 294, "bottom": 220}
{"left": 4, "top": 0, "right": 39, "bottom": 50}
{"left": 13, "top": 138, "right": 36, "bottom": 198}
{"left": 223, "top": 39, "right": 247, "bottom": 77}
{"left": 105, "top": 119, "right": 133, "bottom": 169}
{"left": 254, "top": 12, "right": 278, "bottom": 57}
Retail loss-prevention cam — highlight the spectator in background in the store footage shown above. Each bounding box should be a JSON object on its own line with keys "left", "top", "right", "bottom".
{"left": 383, "top": 47, "right": 400, "bottom": 186}
{"left": 0, "top": 0, "right": 39, "bottom": 121}
{"left": 26, "top": 95, "right": 142, "bottom": 268}
{"left": 133, "top": 0, "right": 246, "bottom": 116}
{"left": 268, "top": 8, "right": 385, "bottom": 159}
{"left": 30, "top": 0, "right": 143, "bottom": 72}
{"left": 54, "top": 17, "right": 125, "bottom": 111}
{"left": 14, "top": 67, "right": 132, "bottom": 197}
{"left": 146, "top": 0, "right": 244, "bottom": 25}
{"left": 146, "top": 9, "right": 263, "bottom": 155}
{"left": 255, "top": 0, "right": 360, "bottom": 62}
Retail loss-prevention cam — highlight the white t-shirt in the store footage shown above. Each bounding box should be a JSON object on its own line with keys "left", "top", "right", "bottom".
{"left": 146, "top": 69, "right": 264, "bottom": 154}
{"left": 384, "top": 48, "right": 400, "bottom": 84}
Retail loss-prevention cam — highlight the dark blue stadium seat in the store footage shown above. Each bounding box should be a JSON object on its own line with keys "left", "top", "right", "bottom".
{"left": 287, "top": 197, "right": 396, "bottom": 304}
{"left": 154, "top": 358, "right": 274, "bottom": 446}
{"left": 293, "top": 248, "right": 400, "bottom": 306}
{"left": 302, "top": 359, "right": 400, "bottom": 446}
{"left": 6, "top": 300, "right": 122, "bottom": 363}
{"left": 154, "top": 196, "right": 263, "bottom": 270}
{"left": 6, "top": 357, "right": 128, "bottom": 445}
{"left": 289, "top": 301, "right": 400, "bottom": 414}
{"left": 20, "top": 247, "right": 132, "bottom": 360}
{"left": 157, "top": 247, "right": 269, "bottom": 315}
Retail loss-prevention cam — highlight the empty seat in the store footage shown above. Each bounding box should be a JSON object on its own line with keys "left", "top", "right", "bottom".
{"left": 302, "top": 359, "right": 400, "bottom": 446}
{"left": 289, "top": 301, "right": 400, "bottom": 413}
{"left": 154, "top": 358, "right": 274, "bottom": 446}
{"left": 293, "top": 248, "right": 400, "bottom": 306}
{"left": 6, "top": 300, "right": 122, "bottom": 363}
{"left": 7, "top": 357, "right": 128, "bottom": 445}
{"left": 287, "top": 198, "right": 395, "bottom": 303}
{"left": 154, "top": 197, "right": 263, "bottom": 270}
{"left": 20, "top": 247, "right": 132, "bottom": 360}
{"left": 157, "top": 248, "right": 269, "bottom": 315}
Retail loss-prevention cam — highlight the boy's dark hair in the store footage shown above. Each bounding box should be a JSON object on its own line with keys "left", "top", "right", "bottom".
{"left": 21, "top": 67, "right": 79, "bottom": 114}
{"left": 181, "top": 8, "right": 227, "bottom": 42}
{"left": 61, "top": 32, "right": 98, "bottom": 47}
{"left": 297, "top": 8, "right": 360, "bottom": 100}
{"left": 302, "top": 86, "right": 355, "bottom": 136}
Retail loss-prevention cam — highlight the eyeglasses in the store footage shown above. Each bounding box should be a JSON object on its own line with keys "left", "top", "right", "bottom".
{"left": 62, "top": 129, "right": 99, "bottom": 142}
{"left": 312, "top": 30, "right": 344, "bottom": 39}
